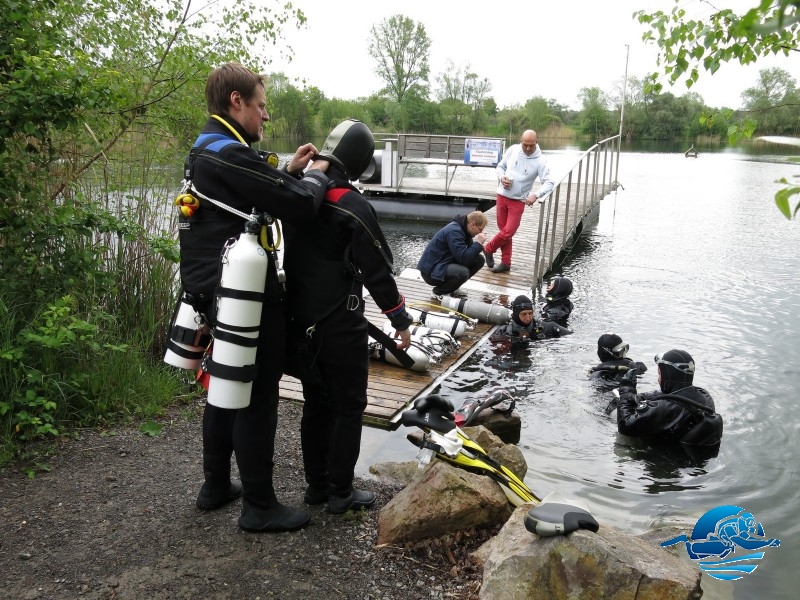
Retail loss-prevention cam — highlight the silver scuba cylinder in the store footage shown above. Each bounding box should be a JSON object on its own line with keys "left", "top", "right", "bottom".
{"left": 163, "top": 296, "right": 211, "bottom": 370}
{"left": 204, "top": 221, "right": 268, "bottom": 409}
{"left": 438, "top": 296, "right": 510, "bottom": 325}
{"left": 405, "top": 307, "right": 472, "bottom": 338}
{"left": 368, "top": 339, "right": 434, "bottom": 372}
{"left": 381, "top": 321, "right": 460, "bottom": 356}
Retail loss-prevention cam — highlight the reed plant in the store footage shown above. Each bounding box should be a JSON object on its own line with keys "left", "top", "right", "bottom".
{"left": 0, "top": 129, "right": 193, "bottom": 467}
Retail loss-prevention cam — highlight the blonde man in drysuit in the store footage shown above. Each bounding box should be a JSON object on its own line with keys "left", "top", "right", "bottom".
{"left": 179, "top": 63, "right": 330, "bottom": 533}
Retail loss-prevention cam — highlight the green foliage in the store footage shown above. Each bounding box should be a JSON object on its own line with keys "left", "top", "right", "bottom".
{"left": 578, "top": 87, "right": 615, "bottom": 139}
{"left": 635, "top": 0, "right": 800, "bottom": 94}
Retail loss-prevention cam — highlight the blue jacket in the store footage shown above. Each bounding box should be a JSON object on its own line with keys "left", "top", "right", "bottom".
{"left": 416, "top": 215, "right": 482, "bottom": 282}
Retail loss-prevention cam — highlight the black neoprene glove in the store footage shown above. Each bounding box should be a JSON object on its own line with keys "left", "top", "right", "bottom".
{"left": 620, "top": 367, "right": 638, "bottom": 387}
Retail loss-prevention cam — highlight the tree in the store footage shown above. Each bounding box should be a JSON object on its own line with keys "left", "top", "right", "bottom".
{"left": 521, "top": 97, "right": 563, "bottom": 133}
{"left": 741, "top": 67, "right": 800, "bottom": 135}
{"left": 577, "top": 87, "right": 614, "bottom": 139}
{"left": 636, "top": 0, "right": 800, "bottom": 218}
{"left": 368, "top": 15, "right": 431, "bottom": 103}
{"left": 435, "top": 59, "right": 492, "bottom": 111}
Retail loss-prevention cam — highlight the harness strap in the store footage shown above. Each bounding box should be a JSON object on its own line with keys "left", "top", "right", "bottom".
{"left": 216, "top": 286, "right": 264, "bottom": 303}
{"left": 170, "top": 323, "right": 213, "bottom": 347}
{"left": 213, "top": 328, "right": 259, "bottom": 347}
{"left": 203, "top": 357, "right": 258, "bottom": 382}
{"left": 368, "top": 321, "right": 414, "bottom": 369}
{"left": 165, "top": 339, "right": 206, "bottom": 360}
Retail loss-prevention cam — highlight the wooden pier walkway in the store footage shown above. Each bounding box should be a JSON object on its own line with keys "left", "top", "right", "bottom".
{"left": 278, "top": 135, "right": 621, "bottom": 429}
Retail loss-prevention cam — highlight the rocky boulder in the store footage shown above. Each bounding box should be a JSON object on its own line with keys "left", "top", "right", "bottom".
{"left": 376, "top": 461, "right": 512, "bottom": 546}
{"left": 473, "top": 505, "right": 704, "bottom": 600}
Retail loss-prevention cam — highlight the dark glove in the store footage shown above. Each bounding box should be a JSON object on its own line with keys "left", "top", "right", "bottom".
{"left": 620, "top": 367, "right": 638, "bottom": 387}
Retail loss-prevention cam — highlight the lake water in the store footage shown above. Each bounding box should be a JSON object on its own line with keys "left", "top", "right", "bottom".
{"left": 353, "top": 146, "right": 800, "bottom": 598}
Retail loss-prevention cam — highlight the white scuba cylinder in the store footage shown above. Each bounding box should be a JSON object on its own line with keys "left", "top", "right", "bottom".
{"left": 163, "top": 298, "right": 210, "bottom": 370}
{"left": 405, "top": 307, "right": 471, "bottom": 338}
{"left": 368, "top": 339, "right": 433, "bottom": 372}
{"left": 381, "top": 321, "right": 460, "bottom": 356}
{"left": 206, "top": 222, "right": 268, "bottom": 409}
{"left": 438, "top": 296, "right": 510, "bottom": 325}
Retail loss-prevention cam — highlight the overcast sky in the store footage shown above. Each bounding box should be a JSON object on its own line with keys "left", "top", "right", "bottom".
{"left": 264, "top": 0, "right": 797, "bottom": 110}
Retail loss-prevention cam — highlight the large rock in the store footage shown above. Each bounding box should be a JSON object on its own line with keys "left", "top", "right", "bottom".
{"left": 473, "top": 505, "right": 703, "bottom": 600}
{"left": 463, "top": 426, "right": 527, "bottom": 480}
{"left": 368, "top": 460, "right": 424, "bottom": 488}
{"left": 467, "top": 409, "right": 522, "bottom": 444}
{"left": 376, "top": 461, "right": 511, "bottom": 546}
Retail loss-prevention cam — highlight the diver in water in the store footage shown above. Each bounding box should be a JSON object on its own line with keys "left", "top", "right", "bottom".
{"left": 589, "top": 333, "right": 647, "bottom": 385}
{"left": 614, "top": 349, "right": 723, "bottom": 451}
{"left": 492, "top": 295, "right": 571, "bottom": 348}
{"left": 541, "top": 276, "right": 574, "bottom": 324}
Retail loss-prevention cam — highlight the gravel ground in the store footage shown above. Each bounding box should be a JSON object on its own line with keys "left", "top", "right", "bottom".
{"left": 0, "top": 399, "right": 489, "bottom": 600}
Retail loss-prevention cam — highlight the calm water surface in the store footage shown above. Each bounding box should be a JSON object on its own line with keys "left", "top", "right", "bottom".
{"left": 356, "top": 148, "right": 800, "bottom": 598}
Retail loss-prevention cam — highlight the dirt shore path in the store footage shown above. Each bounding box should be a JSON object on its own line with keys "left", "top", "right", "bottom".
{"left": 0, "top": 400, "right": 483, "bottom": 599}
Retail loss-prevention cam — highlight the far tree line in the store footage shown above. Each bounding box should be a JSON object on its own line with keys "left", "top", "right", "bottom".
{"left": 263, "top": 13, "right": 800, "bottom": 142}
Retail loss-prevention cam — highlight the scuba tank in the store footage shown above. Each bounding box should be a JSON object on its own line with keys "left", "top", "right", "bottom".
{"left": 163, "top": 295, "right": 212, "bottom": 370}
{"left": 438, "top": 296, "right": 510, "bottom": 325}
{"left": 368, "top": 338, "right": 434, "bottom": 372}
{"left": 204, "top": 220, "right": 268, "bottom": 409}
{"left": 406, "top": 307, "right": 472, "bottom": 338}
{"left": 381, "top": 321, "right": 460, "bottom": 357}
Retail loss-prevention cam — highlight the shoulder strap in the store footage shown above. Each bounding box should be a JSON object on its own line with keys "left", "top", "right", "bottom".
{"left": 186, "top": 133, "right": 240, "bottom": 181}
{"left": 653, "top": 393, "right": 716, "bottom": 415}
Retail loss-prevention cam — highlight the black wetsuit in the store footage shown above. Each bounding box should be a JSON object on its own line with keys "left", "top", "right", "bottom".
{"left": 491, "top": 318, "right": 572, "bottom": 347}
{"left": 616, "top": 382, "right": 723, "bottom": 446}
{"left": 283, "top": 169, "right": 412, "bottom": 497}
{"left": 541, "top": 297, "right": 574, "bottom": 324}
{"left": 179, "top": 116, "right": 329, "bottom": 510}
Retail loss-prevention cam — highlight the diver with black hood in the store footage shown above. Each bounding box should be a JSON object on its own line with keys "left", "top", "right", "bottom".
{"left": 492, "top": 295, "right": 571, "bottom": 348}
{"left": 614, "top": 349, "right": 723, "bottom": 451}
{"left": 589, "top": 333, "right": 647, "bottom": 385}
{"left": 541, "top": 276, "right": 574, "bottom": 324}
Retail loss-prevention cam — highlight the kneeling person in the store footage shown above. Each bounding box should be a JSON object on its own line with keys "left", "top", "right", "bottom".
{"left": 417, "top": 211, "right": 488, "bottom": 298}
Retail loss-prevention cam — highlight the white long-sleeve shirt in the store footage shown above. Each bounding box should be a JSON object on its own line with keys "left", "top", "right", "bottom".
{"left": 495, "top": 143, "right": 554, "bottom": 201}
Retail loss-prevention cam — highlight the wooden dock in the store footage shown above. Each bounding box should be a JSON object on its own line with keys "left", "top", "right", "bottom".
{"left": 278, "top": 135, "right": 621, "bottom": 429}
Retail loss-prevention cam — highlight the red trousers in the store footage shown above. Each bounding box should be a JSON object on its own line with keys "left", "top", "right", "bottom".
{"left": 485, "top": 194, "right": 524, "bottom": 267}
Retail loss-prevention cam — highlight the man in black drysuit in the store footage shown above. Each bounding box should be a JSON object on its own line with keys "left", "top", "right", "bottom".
{"left": 178, "top": 62, "right": 330, "bottom": 532}
{"left": 282, "top": 119, "right": 412, "bottom": 514}
{"left": 615, "top": 349, "right": 723, "bottom": 452}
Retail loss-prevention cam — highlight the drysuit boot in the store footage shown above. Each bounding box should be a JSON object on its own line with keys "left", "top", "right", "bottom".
{"left": 326, "top": 489, "right": 376, "bottom": 515}
{"left": 196, "top": 440, "right": 242, "bottom": 510}
{"left": 238, "top": 501, "right": 311, "bottom": 532}
{"left": 196, "top": 479, "right": 242, "bottom": 510}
